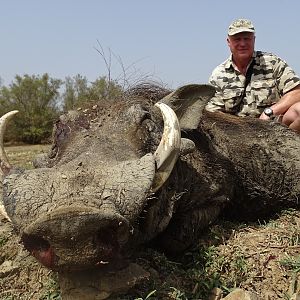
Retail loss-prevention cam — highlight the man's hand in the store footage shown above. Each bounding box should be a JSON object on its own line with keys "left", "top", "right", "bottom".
{"left": 259, "top": 102, "right": 300, "bottom": 133}
{"left": 281, "top": 102, "right": 300, "bottom": 133}
{"left": 259, "top": 86, "right": 300, "bottom": 133}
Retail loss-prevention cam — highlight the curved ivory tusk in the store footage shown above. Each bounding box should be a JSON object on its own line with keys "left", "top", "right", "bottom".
{"left": 0, "top": 201, "right": 11, "bottom": 222}
{"left": 152, "top": 103, "right": 181, "bottom": 192}
{"left": 0, "top": 111, "right": 18, "bottom": 222}
{"left": 0, "top": 110, "right": 19, "bottom": 172}
{"left": 0, "top": 179, "right": 11, "bottom": 221}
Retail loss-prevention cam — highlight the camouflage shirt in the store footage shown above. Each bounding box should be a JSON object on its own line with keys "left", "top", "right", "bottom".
{"left": 206, "top": 51, "right": 300, "bottom": 117}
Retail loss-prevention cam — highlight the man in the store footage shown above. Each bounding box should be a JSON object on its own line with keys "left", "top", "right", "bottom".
{"left": 206, "top": 18, "right": 300, "bottom": 133}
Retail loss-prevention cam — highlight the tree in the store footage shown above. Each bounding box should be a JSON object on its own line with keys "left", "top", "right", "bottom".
{"left": 62, "top": 74, "right": 90, "bottom": 111}
{"left": 61, "top": 75, "right": 123, "bottom": 111}
{"left": 0, "top": 74, "right": 62, "bottom": 144}
{"left": 88, "top": 76, "right": 123, "bottom": 101}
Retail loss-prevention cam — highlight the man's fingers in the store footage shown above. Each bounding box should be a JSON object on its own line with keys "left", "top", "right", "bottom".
{"left": 288, "top": 118, "right": 300, "bottom": 133}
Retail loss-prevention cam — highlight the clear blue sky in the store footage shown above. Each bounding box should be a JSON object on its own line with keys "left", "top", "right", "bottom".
{"left": 1, "top": 0, "right": 300, "bottom": 89}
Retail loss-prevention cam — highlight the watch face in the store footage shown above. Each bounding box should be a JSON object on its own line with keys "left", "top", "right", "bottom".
{"left": 264, "top": 108, "right": 273, "bottom": 117}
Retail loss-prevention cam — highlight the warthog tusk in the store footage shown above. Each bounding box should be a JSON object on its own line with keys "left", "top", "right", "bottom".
{"left": 152, "top": 103, "right": 181, "bottom": 192}
{"left": 0, "top": 110, "right": 19, "bottom": 222}
{"left": 0, "top": 110, "right": 19, "bottom": 173}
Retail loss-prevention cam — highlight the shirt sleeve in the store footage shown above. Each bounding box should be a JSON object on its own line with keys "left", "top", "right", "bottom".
{"left": 205, "top": 70, "right": 225, "bottom": 112}
{"left": 274, "top": 57, "right": 300, "bottom": 96}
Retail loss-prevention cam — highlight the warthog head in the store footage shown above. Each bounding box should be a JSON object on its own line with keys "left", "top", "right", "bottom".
{"left": 0, "top": 84, "right": 215, "bottom": 272}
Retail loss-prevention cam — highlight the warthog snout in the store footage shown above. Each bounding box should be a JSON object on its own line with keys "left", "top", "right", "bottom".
{"left": 21, "top": 206, "right": 130, "bottom": 271}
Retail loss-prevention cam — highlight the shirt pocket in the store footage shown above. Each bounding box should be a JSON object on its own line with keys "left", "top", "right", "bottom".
{"left": 222, "top": 89, "right": 243, "bottom": 113}
{"left": 250, "top": 79, "right": 278, "bottom": 107}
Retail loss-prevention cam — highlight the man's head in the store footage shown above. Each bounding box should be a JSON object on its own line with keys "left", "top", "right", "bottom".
{"left": 227, "top": 18, "right": 255, "bottom": 64}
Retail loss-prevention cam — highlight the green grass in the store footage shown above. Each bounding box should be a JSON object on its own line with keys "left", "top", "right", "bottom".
{"left": 280, "top": 255, "right": 300, "bottom": 273}
{"left": 0, "top": 236, "right": 8, "bottom": 247}
{"left": 40, "top": 274, "right": 61, "bottom": 300}
{"left": 183, "top": 245, "right": 248, "bottom": 298}
{"left": 134, "top": 290, "right": 157, "bottom": 300}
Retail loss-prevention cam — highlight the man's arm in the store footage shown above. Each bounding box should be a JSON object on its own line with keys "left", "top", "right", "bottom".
{"left": 260, "top": 85, "right": 300, "bottom": 133}
{"left": 260, "top": 85, "right": 300, "bottom": 120}
{"left": 259, "top": 54, "right": 300, "bottom": 133}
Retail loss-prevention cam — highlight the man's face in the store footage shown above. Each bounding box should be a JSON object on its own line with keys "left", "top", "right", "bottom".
{"left": 227, "top": 32, "right": 255, "bottom": 62}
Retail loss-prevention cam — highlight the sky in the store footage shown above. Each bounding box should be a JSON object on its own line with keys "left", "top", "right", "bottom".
{"left": 1, "top": 0, "right": 300, "bottom": 89}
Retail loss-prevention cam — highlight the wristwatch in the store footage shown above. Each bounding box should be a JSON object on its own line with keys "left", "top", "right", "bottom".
{"left": 263, "top": 107, "right": 273, "bottom": 117}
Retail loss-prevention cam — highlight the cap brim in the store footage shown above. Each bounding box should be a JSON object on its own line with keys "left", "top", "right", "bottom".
{"left": 228, "top": 28, "right": 255, "bottom": 36}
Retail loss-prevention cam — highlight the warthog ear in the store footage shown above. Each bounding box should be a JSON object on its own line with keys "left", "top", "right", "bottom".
{"left": 159, "top": 84, "right": 216, "bottom": 130}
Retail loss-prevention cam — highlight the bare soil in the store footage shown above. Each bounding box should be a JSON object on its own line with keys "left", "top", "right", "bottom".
{"left": 0, "top": 145, "right": 299, "bottom": 300}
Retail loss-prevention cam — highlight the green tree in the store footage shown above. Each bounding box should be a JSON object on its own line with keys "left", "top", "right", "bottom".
{"left": 88, "top": 76, "right": 123, "bottom": 101}
{"left": 62, "top": 74, "right": 90, "bottom": 110}
{"left": 62, "top": 75, "right": 123, "bottom": 111}
{"left": 0, "top": 73, "right": 62, "bottom": 144}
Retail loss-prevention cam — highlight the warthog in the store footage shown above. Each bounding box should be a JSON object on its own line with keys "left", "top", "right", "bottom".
{"left": 1, "top": 84, "right": 300, "bottom": 296}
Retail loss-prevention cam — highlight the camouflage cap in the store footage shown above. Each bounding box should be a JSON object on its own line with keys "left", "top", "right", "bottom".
{"left": 228, "top": 18, "right": 255, "bottom": 36}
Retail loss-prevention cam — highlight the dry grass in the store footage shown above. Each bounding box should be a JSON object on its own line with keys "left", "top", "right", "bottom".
{"left": 6, "top": 144, "right": 50, "bottom": 169}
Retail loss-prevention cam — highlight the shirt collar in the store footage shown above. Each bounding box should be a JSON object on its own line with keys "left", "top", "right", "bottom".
{"left": 225, "top": 51, "right": 256, "bottom": 70}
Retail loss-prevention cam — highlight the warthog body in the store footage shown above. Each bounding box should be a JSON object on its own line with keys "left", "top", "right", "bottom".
{"left": 1, "top": 84, "right": 300, "bottom": 276}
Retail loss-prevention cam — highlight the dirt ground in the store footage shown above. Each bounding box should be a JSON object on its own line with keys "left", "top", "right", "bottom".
{"left": 1, "top": 145, "right": 300, "bottom": 300}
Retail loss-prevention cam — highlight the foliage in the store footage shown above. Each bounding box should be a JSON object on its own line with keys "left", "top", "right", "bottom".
{"left": 0, "top": 74, "right": 62, "bottom": 144}
{"left": 89, "top": 76, "right": 123, "bottom": 102}
{"left": 0, "top": 73, "right": 124, "bottom": 144}
{"left": 62, "top": 74, "right": 90, "bottom": 110}
{"left": 62, "top": 74, "right": 123, "bottom": 111}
